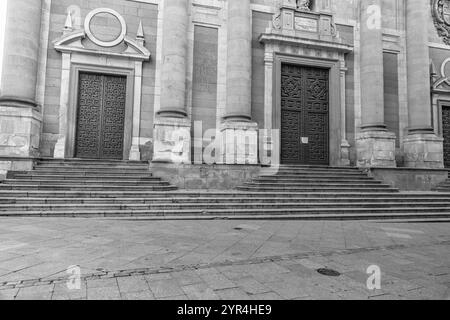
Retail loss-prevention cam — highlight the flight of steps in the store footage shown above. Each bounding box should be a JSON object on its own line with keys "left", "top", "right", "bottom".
{"left": 0, "top": 161, "right": 450, "bottom": 220}
{"left": 433, "top": 177, "right": 450, "bottom": 192}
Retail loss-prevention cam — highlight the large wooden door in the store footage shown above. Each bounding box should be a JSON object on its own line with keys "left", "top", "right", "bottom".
{"left": 75, "top": 72, "right": 127, "bottom": 160}
{"left": 280, "top": 64, "right": 329, "bottom": 165}
{"left": 443, "top": 106, "right": 450, "bottom": 168}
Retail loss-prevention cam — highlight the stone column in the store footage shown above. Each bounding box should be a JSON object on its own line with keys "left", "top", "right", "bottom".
{"left": 153, "top": 0, "right": 191, "bottom": 163}
{"left": 356, "top": 0, "right": 396, "bottom": 167}
{"left": 221, "top": 0, "right": 258, "bottom": 165}
{"left": 403, "top": 0, "right": 444, "bottom": 168}
{"left": 340, "top": 60, "right": 350, "bottom": 166}
{"left": 0, "top": 0, "right": 43, "bottom": 157}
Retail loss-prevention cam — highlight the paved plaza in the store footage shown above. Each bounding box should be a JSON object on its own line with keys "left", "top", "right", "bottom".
{"left": 0, "top": 218, "right": 449, "bottom": 300}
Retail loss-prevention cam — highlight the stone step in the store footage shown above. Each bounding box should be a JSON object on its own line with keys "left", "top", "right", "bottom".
{"left": 275, "top": 165, "right": 362, "bottom": 170}
{"left": 37, "top": 158, "right": 148, "bottom": 165}
{"left": 0, "top": 191, "right": 418, "bottom": 198}
{"left": 241, "top": 182, "right": 392, "bottom": 188}
{"left": 1, "top": 207, "right": 450, "bottom": 218}
{"left": 34, "top": 164, "right": 149, "bottom": 171}
{"left": 237, "top": 186, "right": 398, "bottom": 192}
{"left": 0, "top": 184, "right": 177, "bottom": 191}
{"left": 266, "top": 169, "right": 365, "bottom": 175}
{"left": 2, "top": 201, "right": 450, "bottom": 212}
{"left": 10, "top": 172, "right": 155, "bottom": 178}
{"left": 252, "top": 178, "right": 382, "bottom": 184}
{"left": 2, "top": 179, "right": 167, "bottom": 185}
{"left": 257, "top": 175, "right": 375, "bottom": 180}
{"left": 8, "top": 175, "right": 160, "bottom": 181}
{"left": 31, "top": 169, "right": 153, "bottom": 175}
{"left": 2, "top": 196, "right": 450, "bottom": 205}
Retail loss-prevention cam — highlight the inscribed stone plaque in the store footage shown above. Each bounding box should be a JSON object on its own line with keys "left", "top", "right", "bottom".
{"left": 294, "top": 16, "right": 318, "bottom": 32}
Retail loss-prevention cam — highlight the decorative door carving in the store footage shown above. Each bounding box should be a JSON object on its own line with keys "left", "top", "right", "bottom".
{"left": 75, "top": 72, "right": 127, "bottom": 160}
{"left": 281, "top": 64, "right": 329, "bottom": 165}
{"left": 443, "top": 106, "right": 450, "bottom": 168}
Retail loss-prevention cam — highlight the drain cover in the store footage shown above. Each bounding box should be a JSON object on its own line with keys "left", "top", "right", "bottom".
{"left": 317, "top": 268, "right": 341, "bottom": 277}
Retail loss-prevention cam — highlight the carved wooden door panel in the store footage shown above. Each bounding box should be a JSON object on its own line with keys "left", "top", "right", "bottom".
{"left": 281, "top": 64, "right": 329, "bottom": 165}
{"left": 75, "top": 73, "right": 126, "bottom": 160}
{"left": 443, "top": 106, "right": 450, "bottom": 168}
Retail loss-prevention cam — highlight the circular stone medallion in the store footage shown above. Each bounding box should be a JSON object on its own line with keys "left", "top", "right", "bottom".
{"left": 84, "top": 8, "right": 127, "bottom": 47}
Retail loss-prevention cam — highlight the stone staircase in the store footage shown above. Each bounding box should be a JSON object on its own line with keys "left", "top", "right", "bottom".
{"left": 433, "top": 177, "right": 450, "bottom": 192}
{"left": 0, "top": 161, "right": 450, "bottom": 220}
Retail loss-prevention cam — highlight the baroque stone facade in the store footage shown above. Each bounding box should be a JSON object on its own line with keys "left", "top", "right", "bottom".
{"left": 0, "top": 0, "right": 449, "bottom": 170}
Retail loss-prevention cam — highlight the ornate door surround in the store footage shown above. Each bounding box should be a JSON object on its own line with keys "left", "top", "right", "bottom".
{"left": 53, "top": 8, "right": 151, "bottom": 160}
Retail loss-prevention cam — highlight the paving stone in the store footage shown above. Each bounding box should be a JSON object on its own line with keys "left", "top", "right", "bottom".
{"left": 15, "top": 285, "right": 54, "bottom": 300}
{"left": 182, "top": 283, "right": 219, "bottom": 300}
{"left": 145, "top": 273, "right": 172, "bottom": 281}
{"left": 249, "top": 292, "right": 283, "bottom": 300}
{"left": 237, "top": 276, "right": 271, "bottom": 295}
{"left": 199, "top": 271, "right": 237, "bottom": 290}
{"left": 52, "top": 282, "right": 87, "bottom": 300}
{"left": 122, "top": 290, "right": 156, "bottom": 300}
{"left": 87, "top": 278, "right": 118, "bottom": 289}
{"left": 171, "top": 270, "right": 203, "bottom": 286}
{"left": 0, "top": 288, "right": 19, "bottom": 300}
{"left": 157, "top": 294, "right": 189, "bottom": 300}
{"left": 147, "top": 279, "right": 184, "bottom": 298}
{"left": 216, "top": 288, "right": 250, "bottom": 300}
{"left": 87, "top": 286, "right": 121, "bottom": 300}
{"left": 264, "top": 280, "right": 309, "bottom": 300}
{"left": 117, "top": 276, "right": 149, "bottom": 293}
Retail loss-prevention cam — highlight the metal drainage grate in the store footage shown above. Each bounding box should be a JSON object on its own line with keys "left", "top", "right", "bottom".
{"left": 317, "top": 268, "right": 341, "bottom": 277}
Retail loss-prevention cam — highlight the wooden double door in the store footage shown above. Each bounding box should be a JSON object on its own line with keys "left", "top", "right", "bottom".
{"left": 280, "top": 64, "right": 330, "bottom": 165}
{"left": 75, "top": 72, "right": 127, "bottom": 160}
{"left": 443, "top": 106, "right": 450, "bottom": 168}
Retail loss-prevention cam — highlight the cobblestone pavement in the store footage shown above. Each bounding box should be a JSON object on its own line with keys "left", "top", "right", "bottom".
{"left": 0, "top": 218, "right": 449, "bottom": 300}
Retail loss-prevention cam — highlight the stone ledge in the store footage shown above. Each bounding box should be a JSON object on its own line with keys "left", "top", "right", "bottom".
{"left": 368, "top": 167, "right": 449, "bottom": 191}
{"left": 0, "top": 158, "right": 36, "bottom": 181}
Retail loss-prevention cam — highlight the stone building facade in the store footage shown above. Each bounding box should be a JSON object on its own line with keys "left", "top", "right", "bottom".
{"left": 1, "top": 0, "right": 450, "bottom": 176}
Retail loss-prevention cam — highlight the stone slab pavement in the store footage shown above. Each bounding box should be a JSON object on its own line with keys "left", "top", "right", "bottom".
{"left": 0, "top": 218, "right": 449, "bottom": 300}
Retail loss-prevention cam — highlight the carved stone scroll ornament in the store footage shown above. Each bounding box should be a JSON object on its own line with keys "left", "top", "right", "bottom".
{"left": 432, "top": 0, "right": 450, "bottom": 45}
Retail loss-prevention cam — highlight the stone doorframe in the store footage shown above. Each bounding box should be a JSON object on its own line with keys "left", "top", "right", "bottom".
{"left": 66, "top": 65, "right": 134, "bottom": 160}
{"left": 260, "top": 39, "right": 352, "bottom": 166}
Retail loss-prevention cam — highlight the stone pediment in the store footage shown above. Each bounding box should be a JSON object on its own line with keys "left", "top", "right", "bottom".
{"left": 53, "top": 8, "right": 150, "bottom": 61}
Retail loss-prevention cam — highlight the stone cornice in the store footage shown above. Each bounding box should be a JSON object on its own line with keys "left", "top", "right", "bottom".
{"left": 53, "top": 30, "right": 151, "bottom": 61}
{"left": 258, "top": 33, "right": 353, "bottom": 54}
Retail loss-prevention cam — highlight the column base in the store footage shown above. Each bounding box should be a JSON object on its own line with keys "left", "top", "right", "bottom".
{"left": 129, "top": 144, "right": 141, "bottom": 161}
{"left": 220, "top": 121, "right": 259, "bottom": 165}
{"left": 340, "top": 140, "right": 351, "bottom": 166}
{"left": 403, "top": 133, "right": 444, "bottom": 169}
{"left": 0, "top": 105, "right": 42, "bottom": 157}
{"left": 153, "top": 117, "right": 191, "bottom": 164}
{"left": 53, "top": 136, "right": 66, "bottom": 159}
{"left": 356, "top": 130, "right": 397, "bottom": 168}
